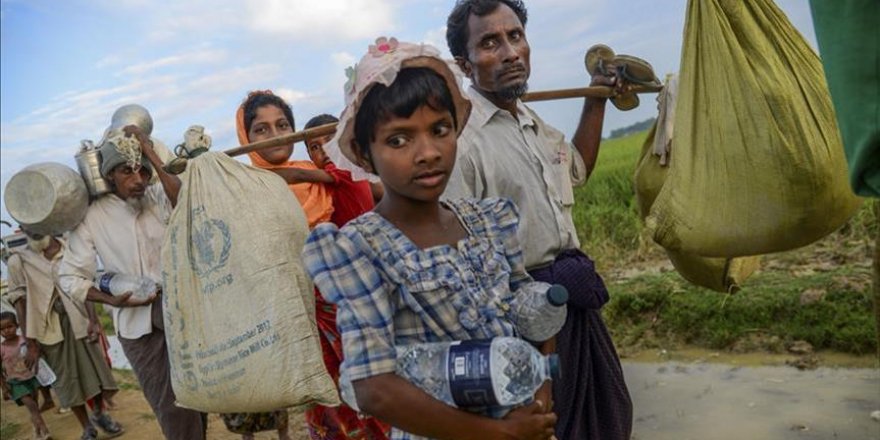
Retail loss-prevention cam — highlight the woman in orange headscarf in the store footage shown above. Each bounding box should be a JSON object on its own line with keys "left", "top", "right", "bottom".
{"left": 233, "top": 90, "right": 389, "bottom": 440}
{"left": 236, "top": 90, "right": 334, "bottom": 228}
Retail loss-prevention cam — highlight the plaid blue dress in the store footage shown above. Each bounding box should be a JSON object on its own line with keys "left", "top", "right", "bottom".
{"left": 303, "top": 197, "right": 536, "bottom": 440}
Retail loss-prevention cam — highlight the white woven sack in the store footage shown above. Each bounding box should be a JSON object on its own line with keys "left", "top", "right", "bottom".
{"left": 162, "top": 151, "right": 339, "bottom": 412}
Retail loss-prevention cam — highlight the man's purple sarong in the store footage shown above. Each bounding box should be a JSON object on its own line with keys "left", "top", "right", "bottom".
{"left": 529, "top": 249, "right": 633, "bottom": 440}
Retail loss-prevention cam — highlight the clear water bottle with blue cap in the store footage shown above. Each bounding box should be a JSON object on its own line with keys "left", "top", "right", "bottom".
{"left": 340, "top": 337, "right": 559, "bottom": 412}
{"left": 98, "top": 272, "right": 157, "bottom": 301}
{"left": 512, "top": 283, "right": 569, "bottom": 342}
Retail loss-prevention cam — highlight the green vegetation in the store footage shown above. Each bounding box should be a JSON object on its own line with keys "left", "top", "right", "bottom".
{"left": 574, "top": 130, "right": 878, "bottom": 356}
{"left": 605, "top": 266, "right": 875, "bottom": 355}
{"left": 608, "top": 117, "right": 656, "bottom": 139}
{"left": 97, "top": 303, "right": 115, "bottom": 334}
{"left": 572, "top": 131, "right": 648, "bottom": 265}
{"left": 113, "top": 368, "right": 141, "bottom": 391}
{"left": 0, "top": 421, "right": 21, "bottom": 439}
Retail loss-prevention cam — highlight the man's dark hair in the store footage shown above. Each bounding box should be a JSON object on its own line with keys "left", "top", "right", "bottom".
{"left": 446, "top": 0, "right": 528, "bottom": 59}
{"left": 242, "top": 93, "right": 296, "bottom": 134}
{"left": 0, "top": 311, "right": 17, "bottom": 325}
{"left": 304, "top": 114, "right": 339, "bottom": 130}
{"left": 354, "top": 67, "right": 457, "bottom": 157}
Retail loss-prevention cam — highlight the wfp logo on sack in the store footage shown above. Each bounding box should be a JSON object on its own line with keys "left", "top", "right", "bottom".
{"left": 189, "top": 206, "right": 232, "bottom": 277}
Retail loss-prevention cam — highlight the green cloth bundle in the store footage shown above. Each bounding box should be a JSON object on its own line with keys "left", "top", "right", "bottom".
{"left": 646, "top": 0, "right": 862, "bottom": 258}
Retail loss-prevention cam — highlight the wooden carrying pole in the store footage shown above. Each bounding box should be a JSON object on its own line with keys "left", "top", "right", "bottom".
{"left": 223, "top": 84, "right": 662, "bottom": 157}
{"left": 224, "top": 123, "right": 338, "bottom": 157}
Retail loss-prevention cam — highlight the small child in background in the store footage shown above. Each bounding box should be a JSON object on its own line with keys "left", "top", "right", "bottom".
{"left": 1, "top": 311, "right": 51, "bottom": 440}
{"left": 304, "top": 113, "right": 383, "bottom": 226}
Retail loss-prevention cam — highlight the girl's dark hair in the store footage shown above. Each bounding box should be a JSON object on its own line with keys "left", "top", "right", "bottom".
{"left": 446, "top": 0, "right": 528, "bottom": 59}
{"left": 0, "top": 311, "right": 17, "bottom": 325}
{"left": 242, "top": 93, "right": 296, "bottom": 133}
{"left": 305, "top": 113, "right": 339, "bottom": 130}
{"left": 353, "top": 67, "right": 457, "bottom": 157}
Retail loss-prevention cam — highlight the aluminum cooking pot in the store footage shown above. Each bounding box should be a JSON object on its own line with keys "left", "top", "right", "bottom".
{"left": 4, "top": 162, "right": 89, "bottom": 236}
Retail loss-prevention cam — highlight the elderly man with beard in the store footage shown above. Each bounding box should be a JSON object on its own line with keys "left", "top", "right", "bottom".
{"left": 443, "top": 1, "right": 633, "bottom": 439}
{"left": 58, "top": 125, "right": 207, "bottom": 439}
{"left": 8, "top": 231, "right": 123, "bottom": 440}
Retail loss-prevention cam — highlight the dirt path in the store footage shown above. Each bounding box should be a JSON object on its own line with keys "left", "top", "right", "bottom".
{"left": 1, "top": 371, "right": 311, "bottom": 440}
{"left": 4, "top": 354, "right": 877, "bottom": 440}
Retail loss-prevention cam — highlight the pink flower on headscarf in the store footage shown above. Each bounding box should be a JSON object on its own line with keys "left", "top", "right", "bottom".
{"left": 368, "top": 37, "right": 399, "bottom": 57}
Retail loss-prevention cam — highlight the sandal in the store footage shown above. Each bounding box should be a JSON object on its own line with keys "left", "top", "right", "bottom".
{"left": 80, "top": 426, "right": 98, "bottom": 440}
{"left": 615, "top": 54, "right": 662, "bottom": 87}
{"left": 585, "top": 44, "right": 616, "bottom": 77}
{"left": 584, "top": 44, "right": 662, "bottom": 111}
{"left": 90, "top": 412, "right": 125, "bottom": 438}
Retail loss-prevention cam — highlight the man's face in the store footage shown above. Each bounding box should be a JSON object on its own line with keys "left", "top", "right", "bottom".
{"left": 307, "top": 134, "right": 333, "bottom": 169}
{"left": 108, "top": 164, "right": 150, "bottom": 200}
{"left": 459, "top": 3, "right": 531, "bottom": 101}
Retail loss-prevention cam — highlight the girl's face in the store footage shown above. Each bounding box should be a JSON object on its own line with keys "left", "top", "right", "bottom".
{"left": 0, "top": 318, "right": 17, "bottom": 340}
{"left": 249, "top": 105, "right": 294, "bottom": 165}
{"left": 361, "top": 105, "right": 456, "bottom": 204}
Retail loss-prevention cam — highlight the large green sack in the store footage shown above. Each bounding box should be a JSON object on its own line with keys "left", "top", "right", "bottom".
{"left": 646, "top": 0, "right": 862, "bottom": 258}
{"left": 635, "top": 124, "right": 760, "bottom": 292}
{"left": 810, "top": 0, "right": 880, "bottom": 198}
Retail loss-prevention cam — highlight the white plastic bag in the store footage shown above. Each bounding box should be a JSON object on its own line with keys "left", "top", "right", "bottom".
{"left": 36, "top": 357, "right": 57, "bottom": 387}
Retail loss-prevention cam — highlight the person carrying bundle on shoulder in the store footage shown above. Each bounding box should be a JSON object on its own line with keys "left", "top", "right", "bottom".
{"left": 57, "top": 122, "right": 208, "bottom": 440}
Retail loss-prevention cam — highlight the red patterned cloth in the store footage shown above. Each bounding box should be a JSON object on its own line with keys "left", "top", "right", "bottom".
{"left": 305, "top": 290, "right": 390, "bottom": 440}
{"left": 325, "top": 163, "right": 374, "bottom": 228}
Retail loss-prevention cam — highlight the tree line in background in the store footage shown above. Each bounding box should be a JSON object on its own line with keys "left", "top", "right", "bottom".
{"left": 608, "top": 118, "right": 656, "bottom": 139}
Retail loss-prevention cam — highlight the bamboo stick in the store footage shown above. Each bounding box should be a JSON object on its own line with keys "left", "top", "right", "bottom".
{"left": 224, "top": 84, "right": 663, "bottom": 157}
{"left": 521, "top": 84, "right": 662, "bottom": 102}
{"left": 224, "top": 123, "right": 338, "bottom": 157}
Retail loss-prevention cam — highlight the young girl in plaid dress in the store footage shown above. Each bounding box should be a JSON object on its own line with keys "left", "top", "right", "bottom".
{"left": 302, "top": 38, "right": 558, "bottom": 440}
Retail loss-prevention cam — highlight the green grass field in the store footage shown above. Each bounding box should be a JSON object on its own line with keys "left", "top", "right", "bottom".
{"left": 572, "top": 132, "right": 649, "bottom": 265}
{"left": 577, "top": 131, "right": 878, "bottom": 357}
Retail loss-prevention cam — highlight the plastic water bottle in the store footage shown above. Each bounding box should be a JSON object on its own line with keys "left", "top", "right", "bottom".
{"left": 35, "top": 358, "right": 57, "bottom": 386}
{"left": 98, "top": 272, "right": 157, "bottom": 300}
{"left": 512, "top": 284, "right": 569, "bottom": 342}
{"left": 18, "top": 345, "right": 57, "bottom": 386}
{"left": 340, "top": 337, "right": 559, "bottom": 411}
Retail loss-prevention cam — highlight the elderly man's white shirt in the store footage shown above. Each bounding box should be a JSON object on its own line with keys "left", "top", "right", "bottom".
{"left": 58, "top": 184, "right": 171, "bottom": 339}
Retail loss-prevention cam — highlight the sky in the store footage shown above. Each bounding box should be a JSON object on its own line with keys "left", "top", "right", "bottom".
{"left": 0, "top": 0, "right": 818, "bottom": 243}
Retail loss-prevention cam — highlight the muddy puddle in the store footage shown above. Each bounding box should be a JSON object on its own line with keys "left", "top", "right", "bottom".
{"left": 625, "top": 362, "right": 879, "bottom": 440}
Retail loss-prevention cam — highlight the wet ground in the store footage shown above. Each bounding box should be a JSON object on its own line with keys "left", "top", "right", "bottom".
{"left": 625, "top": 362, "right": 879, "bottom": 440}
{"left": 3, "top": 341, "right": 878, "bottom": 439}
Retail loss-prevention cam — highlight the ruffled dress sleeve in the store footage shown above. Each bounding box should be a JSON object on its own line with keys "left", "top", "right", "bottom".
{"left": 480, "top": 197, "right": 533, "bottom": 291}
{"left": 302, "top": 223, "right": 397, "bottom": 382}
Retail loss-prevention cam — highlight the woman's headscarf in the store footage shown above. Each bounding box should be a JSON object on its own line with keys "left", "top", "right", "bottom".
{"left": 236, "top": 90, "right": 333, "bottom": 228}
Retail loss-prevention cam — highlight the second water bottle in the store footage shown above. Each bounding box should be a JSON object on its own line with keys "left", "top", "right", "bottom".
{"left": 98, "top": 272, "right": 158, "bottom": 301}
{"left": 340, "top": 337, "right": 559, "bottom": 412}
